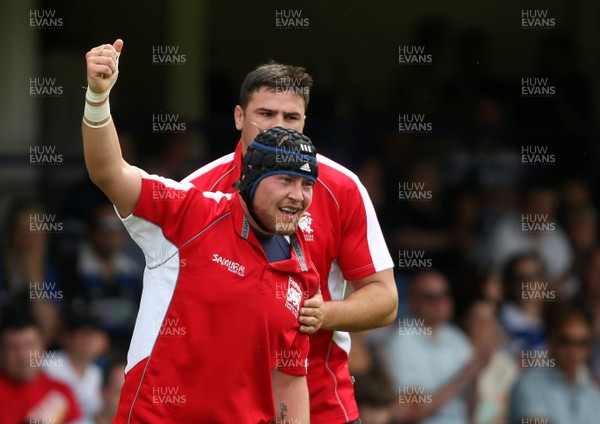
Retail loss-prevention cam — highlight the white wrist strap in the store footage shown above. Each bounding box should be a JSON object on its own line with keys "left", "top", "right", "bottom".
{"left": 83, "top": 87, "right": 111, "bottom": 128}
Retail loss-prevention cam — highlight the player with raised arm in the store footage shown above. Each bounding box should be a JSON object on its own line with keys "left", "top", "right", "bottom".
{"left": 82, "top": 39, "right": 319, "bottom": 423}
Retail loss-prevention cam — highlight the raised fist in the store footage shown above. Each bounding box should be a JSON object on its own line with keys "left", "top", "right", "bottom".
{"left": 85, "top": 39, "right": 123, "bottom": 94}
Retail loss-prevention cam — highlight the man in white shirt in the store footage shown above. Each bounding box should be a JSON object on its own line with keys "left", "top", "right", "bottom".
{"left": 382, "top": 271, "right": 481, "bottom": 424}
{"left": 45, "top": 315, "right": 109, "bottom": 424}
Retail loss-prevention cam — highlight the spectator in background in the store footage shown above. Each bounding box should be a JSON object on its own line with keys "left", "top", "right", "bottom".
{"left": 580, "top": 246, "right": 600, "bottom": 382}
{"left": 60, "top": 200, "right": 142, "bottom": 350}
{"left": 476, "top": 182, "right": 573, "bottom": 284}
{"left": 460, "top": 298, "right": 518, "bottom": 424}
{"left": 499, "top": 252, "right": 548, "bottom": 357}
{"left": 95, "top": 360, "right": 126, "bottom": 424}
{"left": 0, "top": 310, "right": 81, "bottom": 423}
{"left": 142, "top": 132, "right": 199, "bottom": 181}
{"left": 562, "top": 204, "right": 598, "bottom": 297}
{"left": 0, "top": 198, "right": 63, "bottom": 347}
{"left": 381, "top": 270, "right": 480, "bottom": 424}
{"left": 394, "top": 159, "right": 449, "bottom": 253}
{"left": 45, "top": 313, "right": 109, "bottom": 424}
{"left": 559, "top": 176, "right": 593, "bottom": 219}
{"left": 349, "top": 331, "right": 396, "bottom": 423}
{"left": 510, "top": 303, "right": 600, "bottom": 424}
{"left": 455, "top": 264, "right": 503, "bottom": 312}
{"left": 353, "top": 369, "right": 396, "bottom": 424}
{"left": 393, "top": 158, "right": 472, "bottom": 275}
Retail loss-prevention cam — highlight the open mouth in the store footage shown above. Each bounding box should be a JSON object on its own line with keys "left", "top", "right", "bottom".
{"left": 279, "top": 207, "right": 299, "bottom": 221}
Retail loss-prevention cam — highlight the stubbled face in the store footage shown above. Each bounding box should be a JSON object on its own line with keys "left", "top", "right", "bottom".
{"left": 250, "top": 174, "right": 313, "bottom": 235}
{"left": 235, "top": 88, "right": 306, "bottom": 154}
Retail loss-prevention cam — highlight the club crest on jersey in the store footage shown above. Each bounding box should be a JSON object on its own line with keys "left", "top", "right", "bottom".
{"left": 298, "top": 212, "right": 314, "bottom": 242}
{"left": 285, "top": 277, "right": 302, "bottom": 318}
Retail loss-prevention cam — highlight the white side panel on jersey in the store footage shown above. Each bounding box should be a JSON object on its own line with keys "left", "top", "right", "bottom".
{"left": 137, "top": 168, "right": 195, "bottom": 191}
{"left": 120, "top": 214, "right": 180, "bottom": 374}
{"left": 327, "top": 260, "right": 352, "bottom": 354}
{"left": 327, "top": 259, "right": 346, "bottom": 302}
{"left": 317, "top": 154, "right": 394, "bottom": 272}
{"left": 180, "top": 152, "right": 235, "bottom": 183}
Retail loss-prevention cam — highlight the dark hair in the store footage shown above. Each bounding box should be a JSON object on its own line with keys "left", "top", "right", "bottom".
{"left": 456, "top": 296, "right": 498, "bottom": 329}
{"left": 501, "top": 252, "right": 544, "bottom": 303}
{"left": 239, "top": 60, "right": 313, "bottom": 109}
{"left": 353, "top": 368, "right": 396, "bottom": 407}
{"left": 406, "top": 270, "right": 450, "bottom": 298}
{"left": 0, "top": 308, "right": 38, "bottom": 338}
{"left": 544, "top": 302, "right": 592, "bottom": 341}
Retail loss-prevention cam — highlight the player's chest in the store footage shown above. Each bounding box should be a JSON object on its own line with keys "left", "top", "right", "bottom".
{"left": 176, "top": 235, "right": 310, "bottom": 321}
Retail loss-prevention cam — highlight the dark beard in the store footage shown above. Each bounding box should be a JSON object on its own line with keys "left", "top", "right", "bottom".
{"left": 250, "top": 202, "right": 298, "bottom": 235}
{"left": 247, "top": 201, "right": 274, "bottom": 234}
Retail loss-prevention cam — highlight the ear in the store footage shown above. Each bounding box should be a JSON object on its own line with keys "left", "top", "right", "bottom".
{"left": 234, "top": 105, "right": 244, "bottom": 131}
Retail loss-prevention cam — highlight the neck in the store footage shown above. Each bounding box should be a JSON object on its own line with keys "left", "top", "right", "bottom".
{"left": 67, "top": 351, "right": 88, "bottom": 377}
{"left": 561, "top": 366, "right": 579, "bottom": 385}
{"left": 423, "top": 318, "right": 440, "bottom": 335}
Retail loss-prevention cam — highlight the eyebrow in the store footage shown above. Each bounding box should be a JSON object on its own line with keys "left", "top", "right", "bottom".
{"left": 254, "top": 107, "right": 302, "bottom": 118}
{"left": 277, "top": 175, "right": 314, "bottom": 183}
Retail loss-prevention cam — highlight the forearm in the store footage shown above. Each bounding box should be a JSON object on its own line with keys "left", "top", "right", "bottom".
{"left": 415, "top": 360, "right": 478, "bottom": 420}
{"left": 322, "top": 274, "right": 397, "bottom": 332}
{"left": 82, "top": 39, "right": 140, "bottom": 216}
{"left": 419, "top": 379, "right": 466, "bottom": 419}
{"left": 271, "top": 371, "right": 309, "bottom": 424}
{"left": 82, "top": 97, "right": 140, "bottom": 216}
{"left": 83, "top": 118, "right": 126, "bottom": 186}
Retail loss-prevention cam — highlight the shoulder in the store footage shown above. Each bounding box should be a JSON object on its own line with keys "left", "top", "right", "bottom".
{"left": 316, "top": 154, "right": 362, "bottom": 187}
{"left": 181, "top": 152, "right": 237, "bottom": 184}
{"left": 314, "top": 154, "right": 370, "bottom": 208}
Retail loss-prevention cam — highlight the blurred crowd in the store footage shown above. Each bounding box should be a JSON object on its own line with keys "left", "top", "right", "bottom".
{"left": 1, "top": 19, "right": 599, "bottom": 424}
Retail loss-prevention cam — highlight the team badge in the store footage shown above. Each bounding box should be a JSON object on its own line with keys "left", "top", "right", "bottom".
{"left": 298, "top": 212, "right": 314, "bottom": 241}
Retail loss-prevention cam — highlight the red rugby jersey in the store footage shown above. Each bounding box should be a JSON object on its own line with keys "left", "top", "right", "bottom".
{"left": 183, "top": 142, "right": 394, "bottom": 423}
{"left": 114, "top": 170, "right": 319, "bottom": 423}
{"left": 0, "top": 371, "right": 81, "bottom": 424}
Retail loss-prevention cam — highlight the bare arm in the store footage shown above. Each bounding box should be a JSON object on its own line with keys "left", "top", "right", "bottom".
{"left": 300, "top": 268, "right": 397, "bottom": 333}
{"left": 271, "top": 370, "right": 309, "bottom": 423}
{"left": 82, "top": 39, "right": 141, "bottom": 217}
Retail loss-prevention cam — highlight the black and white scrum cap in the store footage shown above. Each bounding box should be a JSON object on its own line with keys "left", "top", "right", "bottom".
{"left": 239, "top": 126, "right": 318, "bottom": 204}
